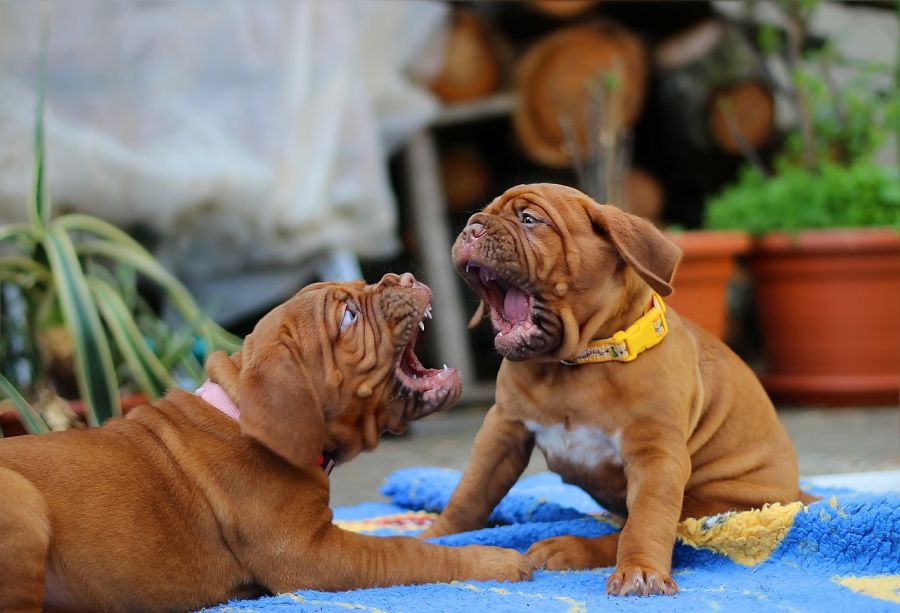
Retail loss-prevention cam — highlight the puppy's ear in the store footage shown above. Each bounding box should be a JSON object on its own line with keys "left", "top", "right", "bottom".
{"left": 467, "top": 301, "right": 486, "bottom": 329}
{"left": 587, "top": 202, "right": 682, "bottom": 296}
{"left": 238, "top": 333, "right": 325, "bottom": 468}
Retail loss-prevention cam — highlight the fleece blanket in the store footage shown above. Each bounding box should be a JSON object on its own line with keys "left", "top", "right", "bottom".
{"left": 207, "top": 468, "right": 900, "bottom": 612}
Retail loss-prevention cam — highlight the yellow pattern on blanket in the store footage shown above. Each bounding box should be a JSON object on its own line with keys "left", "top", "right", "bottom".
{"left": 677, "top": 502, "right": 806, "bottom": 566}
{"left": 834, "top": 575, "right": 900, "bottom": 604}
{"left": 336, "top": 502, "right": 811, "bottom": 568}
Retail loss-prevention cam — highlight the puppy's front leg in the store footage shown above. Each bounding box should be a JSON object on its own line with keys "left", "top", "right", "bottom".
{"left": 264, "top": 525, "right": 532, "bottom": 592}
{"left": 419, "top": 405, "right": 533, "bottom": 538}
{"left": 607, "top": 422, "right": 690, "bottom": 597}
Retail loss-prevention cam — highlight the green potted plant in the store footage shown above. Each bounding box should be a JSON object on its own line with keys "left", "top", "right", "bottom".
{"left": 0, "top": 79, "right": 240, "bottom": 436}
{"left": 704, "top": 1, "right": 900, "bottom": 404}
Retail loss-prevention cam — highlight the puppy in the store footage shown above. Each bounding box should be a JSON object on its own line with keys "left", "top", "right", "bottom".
{"left": 0, "top": 273, "right": 531, "bottom": 613}
{"left": 419, "top": 184, "right": 814, "bottom": 596}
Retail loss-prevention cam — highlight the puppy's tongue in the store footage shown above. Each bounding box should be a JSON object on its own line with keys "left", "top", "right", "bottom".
{"left": 504, "top": 286, "right": 530, "bottom": 324}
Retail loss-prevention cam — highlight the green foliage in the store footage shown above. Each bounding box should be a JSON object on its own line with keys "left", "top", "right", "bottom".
{"left": 757, "top": 25, "right": 781, "bottom": 56}
{"left": 0, "top": 73, "right": 240, "bottom": 432}
{"left": 784, "top": 50, "right": 900, "bottom": 165}
{"left": 705, "top": 3, "right": 899, "bottom": 236}
{"left": 705, "top": 159, "right": 900, "bottom": 234}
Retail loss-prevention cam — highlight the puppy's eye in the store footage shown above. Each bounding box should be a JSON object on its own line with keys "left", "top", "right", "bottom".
{"left": 339, "top": 305, "right": 358, "bottom": 332}
{"left": 520, "top": 211, "right": 542, "bottom": 225}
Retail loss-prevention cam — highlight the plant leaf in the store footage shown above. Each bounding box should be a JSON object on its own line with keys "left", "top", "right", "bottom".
{"left": 76, "top": 238, "right": 239, "bottom": 350}
{"left": 0, "top": 257, "right": 51, "bottom": 285}
{"left": 114, "top": 262, "right": 138, "bottom": 312}
{"left": 42, "top": 228, "right": 119, "bottom": 425}
{"left": 30, "top": 50, "right": 50, "bottom": 229}
{"left": 34, "top": 283, "right": 59, "bottom": 330}
{"left": 59, "top": 215, "right": 240, "bottom": 350}
{"left": 88, "top": 277, "right": 173, "bottom": 398}
{"left": 0, "top": 271, "right": 40, "bottom": 287}
{"left": 177, "top": 352, "right": 206, "bottom": 386}
{"left": 157, "top": 314, "right": 207, "bottom": 369}
{"left": 0, "top": 371, "right": 50, "bottom": 435}
{"left": 0, "top": 223, "right": 41, "bottom": 246}
{"left": 58, "top": 216, "right": 196, "bottom": 310}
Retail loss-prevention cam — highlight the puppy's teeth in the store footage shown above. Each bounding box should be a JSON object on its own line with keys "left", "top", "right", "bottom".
{"left": 442, "top": 364, "right": 448, "bottom": 371}
{"left": 419, "top": 321, "right": 425, "bottom": 331}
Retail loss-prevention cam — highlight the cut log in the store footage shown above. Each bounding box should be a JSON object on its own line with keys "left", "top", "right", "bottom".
{"left": 513, "top": 21, "right": 647, "bottom": 168}
{"left": 654, "top": 19, "right": 724, "bottom": 71}
{"left": 654, "top": 19, "right": 775, "bottom": 155}
{"left": 430, "top": 10, "right": 501, "bottom": 104}
{"left": 529, "top": 0, "right": 599, "bottom": 18}
{"left": 709, "top": 82, "right": 775, "bottom": 154}
{"left": 440, "top": 147, "right": 492, "bottom": 212}
{"left": 624, "top": 168, "right": 664, "bottom": 222}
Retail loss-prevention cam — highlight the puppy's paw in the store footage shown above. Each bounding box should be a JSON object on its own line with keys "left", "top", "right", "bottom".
{"left": 606, "top": 564, "right": 677, "bottom": 597}
{"left": 464, "top": 546, "right": 533, "bottom": 583}
{"left": 526, "top": 535, "right": 616, "bottom": 570}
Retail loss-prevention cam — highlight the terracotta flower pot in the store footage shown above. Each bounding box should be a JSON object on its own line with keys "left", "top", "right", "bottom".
{"left": 0, "top": 393, "right": 150, "bottom": 437}
{"left": 749, "top": 228, "right": 900, "bottom": 405}
{"left": 666, "top": 230, "right": 751, "bottom": 339}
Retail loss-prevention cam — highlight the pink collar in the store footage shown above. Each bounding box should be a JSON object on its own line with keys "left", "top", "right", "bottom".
{"left": 196, "top": 380, "right": 240, "bottom": 421}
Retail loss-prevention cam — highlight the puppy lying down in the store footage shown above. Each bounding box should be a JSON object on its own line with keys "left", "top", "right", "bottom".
{"left": 0, "top": 273, "right": 530, "bottom": 613}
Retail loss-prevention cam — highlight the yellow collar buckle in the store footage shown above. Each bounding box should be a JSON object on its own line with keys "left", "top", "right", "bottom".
{"left": 562, "top": 292, "right": 668, "bottom": 366}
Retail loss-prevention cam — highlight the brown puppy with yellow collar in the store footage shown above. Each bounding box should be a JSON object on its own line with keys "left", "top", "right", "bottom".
{"left": 419, "top": 184, "right": 814, "bottom": 596}
{"left": 0, "top": 273, "right": 530, "bottom": 613}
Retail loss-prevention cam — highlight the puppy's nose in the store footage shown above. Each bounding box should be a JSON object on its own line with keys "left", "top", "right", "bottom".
{"left": 464, "top": 222, "right": 486, "bottom": 242}
{"left": 377, "top": 273, "right": 415, "bottom": 288}
{"left": 377, "top": 273, "right": 428, "bottom": 296}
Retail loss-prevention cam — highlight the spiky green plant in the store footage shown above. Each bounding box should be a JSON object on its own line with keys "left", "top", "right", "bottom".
{"left": 0, "top": 74, "right": 240, "bottom": 432}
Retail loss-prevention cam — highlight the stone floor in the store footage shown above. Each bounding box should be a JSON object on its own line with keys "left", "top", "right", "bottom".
{"left": 329, "top": 405, "right": 900, "bottom": 506}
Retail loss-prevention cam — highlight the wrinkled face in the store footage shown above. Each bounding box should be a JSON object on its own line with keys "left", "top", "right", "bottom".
{"left": 235, "top": 273, "right": 462, "bottom": 470}
{"left": 300, "top": 273, "right": 462, "bottom": 463}
{"left": 452, "top": 183, "right": 679, "bottom": 362}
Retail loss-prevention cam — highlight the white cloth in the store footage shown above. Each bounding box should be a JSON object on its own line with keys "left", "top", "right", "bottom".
{"left": 0, "top": 0, "right": 447, "bottom": 284}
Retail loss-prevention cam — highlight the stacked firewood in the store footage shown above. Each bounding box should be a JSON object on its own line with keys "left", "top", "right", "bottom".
{"left": 426, "top": 2, "right": 778, "bottom": 228}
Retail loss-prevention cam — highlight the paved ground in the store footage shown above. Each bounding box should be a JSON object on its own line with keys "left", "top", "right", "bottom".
{"left": 329, "top": 405, "right": 900, "bottom": 506}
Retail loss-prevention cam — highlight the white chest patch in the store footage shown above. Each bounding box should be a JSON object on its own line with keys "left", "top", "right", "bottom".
{"left": 525, "top": 421, "right": 622, "bottom": 468}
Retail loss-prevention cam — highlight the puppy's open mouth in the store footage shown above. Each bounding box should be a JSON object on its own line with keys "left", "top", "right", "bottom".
{"left": 460, "top": 261, "right": 561, "bottom": 360}
{"left": 394, "top": 304, "right": 462, "bottom": 415}
{"left": 463, "top": 261, "right": 534, "bottom": 335}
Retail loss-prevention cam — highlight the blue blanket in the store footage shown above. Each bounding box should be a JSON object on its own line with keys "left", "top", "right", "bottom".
{"left": 207, "top": 468, "right": 900, "bottom": 612}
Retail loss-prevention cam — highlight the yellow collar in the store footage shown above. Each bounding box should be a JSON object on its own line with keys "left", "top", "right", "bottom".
{"left": 562, "top": 292, "right": 668, "bottom": 365}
